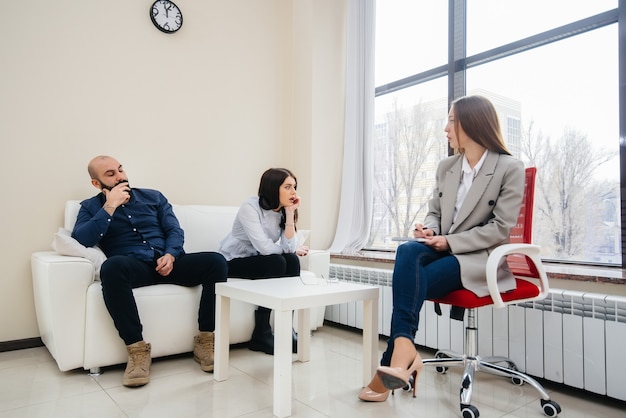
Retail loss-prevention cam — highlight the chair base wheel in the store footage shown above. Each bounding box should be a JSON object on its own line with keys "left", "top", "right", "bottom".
{"left": 434, "top": 352, "right": 449, "bottom": 373}
{"left": 461, "top": 404, "right": 479, "bottom": 418}
{"left": 541, "top": 399, "right": 561, "bottom": 416}
{"left": 511, "top": 376, "right": 524, "bottom": 386}
{"left": 402, "top": 375, "right": 414, "bottom": 392}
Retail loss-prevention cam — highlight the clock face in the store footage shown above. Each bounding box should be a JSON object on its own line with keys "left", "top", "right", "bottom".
{"left": 150, "top": 0, "right": 183, "bottom": 33}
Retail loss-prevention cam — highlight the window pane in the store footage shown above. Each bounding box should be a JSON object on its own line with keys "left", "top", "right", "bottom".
{"left": 371, "top": 78, "right": 448, "bottom": 250}
{"left": 375, "top": 0, "right": 447, "bottom": 86}
{"left": 467, "top": 25, "right": 620, "bottom": 264}
{"left": 467, "top": 0, "right": 617, "bottom": 55}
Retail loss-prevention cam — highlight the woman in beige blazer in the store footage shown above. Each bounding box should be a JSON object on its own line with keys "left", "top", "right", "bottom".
{"left": 359, "top": 95, "right": 525, "bottom": 402}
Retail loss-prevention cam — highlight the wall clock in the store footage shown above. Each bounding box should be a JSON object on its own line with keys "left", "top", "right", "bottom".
{"left": 150, "top": 0, "right": 183, "bottom": 34}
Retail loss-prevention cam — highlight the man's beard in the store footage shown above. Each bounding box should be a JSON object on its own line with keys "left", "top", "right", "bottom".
{"left": 101, "top": 179, "right": 129, "bottom": 191}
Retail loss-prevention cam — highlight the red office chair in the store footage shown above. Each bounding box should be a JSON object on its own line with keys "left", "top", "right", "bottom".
{"left": 421, "top": 167, "right": 561, "bottom": 418}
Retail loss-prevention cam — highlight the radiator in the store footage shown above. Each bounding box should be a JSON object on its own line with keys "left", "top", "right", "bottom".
{"left": 326, "top": 264, "right": 626, "bottom": 402}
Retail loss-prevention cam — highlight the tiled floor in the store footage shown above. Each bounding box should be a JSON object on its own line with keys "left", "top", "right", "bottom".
{"left": 0, "top": 325, "right": 624, "bottom": 417}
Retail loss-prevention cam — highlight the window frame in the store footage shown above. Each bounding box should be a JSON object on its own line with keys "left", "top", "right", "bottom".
{"left": 372, "top": 1, "right": 625, "bottom": 267}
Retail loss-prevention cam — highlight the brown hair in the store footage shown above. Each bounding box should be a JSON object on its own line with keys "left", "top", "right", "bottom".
{"left": 452, "top": 95, "right": 511, "bottom": 155}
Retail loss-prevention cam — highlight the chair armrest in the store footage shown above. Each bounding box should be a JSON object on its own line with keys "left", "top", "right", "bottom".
{"left": 485, "top": 244, "right": 550, "bottom": 309}
{"left": 31, "top": 251, "right": 96, "bottom": 371}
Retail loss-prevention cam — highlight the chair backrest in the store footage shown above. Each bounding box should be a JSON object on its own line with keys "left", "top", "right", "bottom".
{"left": 506, "top": 167, "right": 538, "bottom": 278}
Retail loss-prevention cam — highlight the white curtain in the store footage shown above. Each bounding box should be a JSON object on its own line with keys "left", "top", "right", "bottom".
{"left": 328, "top": 0, "right": 375, "bottom": 254}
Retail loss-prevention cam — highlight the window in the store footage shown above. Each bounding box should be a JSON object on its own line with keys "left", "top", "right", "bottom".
{"left": 371, "top": 1, "right": 622, "bottom": 266}
{"left": 371, "top": 79, "right": 448, "bottom": 250}
{"left": 466, "top": 0, "right": 616, "bottom": 55}
{"left": 375, "top": 1, "right": 447, "bottom": 86}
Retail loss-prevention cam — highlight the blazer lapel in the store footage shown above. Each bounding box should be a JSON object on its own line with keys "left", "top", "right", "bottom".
{"left": 440, "top": 158, "right": 462, "bottom": 234}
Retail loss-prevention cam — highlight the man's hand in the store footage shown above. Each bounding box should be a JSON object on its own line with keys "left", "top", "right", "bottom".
{"left": 155, "top": 253, "right": 175, "bottom": 276}
{"left": 103, "top": 182, "right": 131, "bottom": 210}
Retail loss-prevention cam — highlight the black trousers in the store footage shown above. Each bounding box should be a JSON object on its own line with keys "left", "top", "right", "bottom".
{"left": 100, "top": 252, "right": 228, "bottom": 345}
{"left": 226, "top": 253, "right": 300, "bottom": 280}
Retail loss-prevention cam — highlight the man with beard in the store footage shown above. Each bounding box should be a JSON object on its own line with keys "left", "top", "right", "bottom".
{"left": 72, "top": 155, "right": 228, "bottom": 387}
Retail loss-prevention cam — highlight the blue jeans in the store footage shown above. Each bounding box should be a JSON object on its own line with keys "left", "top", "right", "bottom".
{"left": 100, "top": 252, "right": 228, "bottom": 345}
{"left": 380, "top": 241, "right": 463, "bottom": 366}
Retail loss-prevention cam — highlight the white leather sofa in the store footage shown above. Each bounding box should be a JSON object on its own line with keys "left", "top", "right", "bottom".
{"left": 31, "top": 201, "right": 329, "bottom": 374}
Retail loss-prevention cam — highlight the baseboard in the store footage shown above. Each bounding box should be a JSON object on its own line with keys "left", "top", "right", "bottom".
{"left": 0, "top": 337, "right": 44, "bottom": 352}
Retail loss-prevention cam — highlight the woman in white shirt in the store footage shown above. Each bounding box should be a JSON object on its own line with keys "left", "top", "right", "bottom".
{"left": 359, "top": 95, "right": 525, "bottom": 402}
{"left": 219, "top": 168, "right": 308, "bottom": 355}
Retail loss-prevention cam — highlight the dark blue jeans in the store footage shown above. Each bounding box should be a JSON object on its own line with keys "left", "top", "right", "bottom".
{"left": 380, "top": 241, "right": 463, "bottom": 366}
{"left": 100, "top": 252, "right": 228, "bottom": 345}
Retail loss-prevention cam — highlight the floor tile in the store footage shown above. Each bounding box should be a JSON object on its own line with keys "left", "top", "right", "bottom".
{"left": 0, "top": 325, "right": 624, "bottom": 417}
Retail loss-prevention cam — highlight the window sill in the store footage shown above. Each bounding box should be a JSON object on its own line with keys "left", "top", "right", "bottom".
{"left": 330, "top": 251, "right": 626, "bottom": 286}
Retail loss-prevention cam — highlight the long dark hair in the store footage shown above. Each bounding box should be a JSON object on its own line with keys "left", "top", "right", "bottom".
{"left": 258, "top": 168, "right": 298, "bottom": 229}
{"left": 452, "top": 95, "right": 511, "bottom": 155}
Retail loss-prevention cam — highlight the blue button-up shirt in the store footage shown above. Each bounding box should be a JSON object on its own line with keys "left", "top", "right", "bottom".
{"left": 72, "top": 188, "right": 185, "bottom": 262}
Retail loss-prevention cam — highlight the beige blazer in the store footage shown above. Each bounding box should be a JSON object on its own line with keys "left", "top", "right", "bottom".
{"left": 424, "top": 152, "right": 525, "bottom": 297}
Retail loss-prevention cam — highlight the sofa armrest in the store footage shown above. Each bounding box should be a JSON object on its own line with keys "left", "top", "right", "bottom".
{"left": 31, "top": 251, "right": 96, "bottom": 371}
{"left": 298, "top": 250, "right": 330, "bottom": 279}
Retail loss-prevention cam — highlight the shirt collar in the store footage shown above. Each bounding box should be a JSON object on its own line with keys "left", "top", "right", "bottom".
{"left": 462, "top": 149, "right": 489, "bottom": 176}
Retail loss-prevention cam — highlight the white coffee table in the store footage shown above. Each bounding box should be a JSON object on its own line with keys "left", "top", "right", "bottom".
{"left": 214, "top": 277, "right": 379, "bottom": 418}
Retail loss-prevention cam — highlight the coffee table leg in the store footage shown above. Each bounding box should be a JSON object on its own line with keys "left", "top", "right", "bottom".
{"left": 296, "top": 308, "right": 310, "bottom": 362}
{"left": 362, "top": 298, "right": 378, "bottom": 386}
{"left": 273, "top": 309, "right": 292, "bottom": 417}
{"left": 214, "top": 294, "right": 230, "bottom": 381}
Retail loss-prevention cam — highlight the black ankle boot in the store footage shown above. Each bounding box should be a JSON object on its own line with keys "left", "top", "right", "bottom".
{"left": 292, "top": 329, "right": 298, "bottom": 353}
{"left": 249, "top": 308, "right": 274, "bottom": 355}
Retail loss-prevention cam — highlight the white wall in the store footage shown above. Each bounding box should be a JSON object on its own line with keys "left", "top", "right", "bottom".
{"left": 0, "top": 0, "right": 346, "bottom": 343}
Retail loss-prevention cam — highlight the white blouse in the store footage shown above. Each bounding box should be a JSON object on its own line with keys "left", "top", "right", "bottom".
{"left": 453, "top": 149, "right": 488, "bottom": 221}
{"left": 218, "top": 196, "right": 297, "bottom": 261}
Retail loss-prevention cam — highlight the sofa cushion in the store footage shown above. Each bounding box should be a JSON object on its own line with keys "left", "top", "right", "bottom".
{"left": 172, "top": 205, "right": 239, "bottom": 253}
{"left": 52, "top": 228, "right": 106, "bottom": 279}
{"left": 64, "top": 200, "right": 82, "bottom": 231}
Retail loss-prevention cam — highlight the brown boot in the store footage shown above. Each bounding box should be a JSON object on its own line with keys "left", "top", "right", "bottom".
{"left": 194, "top": 332, "right": 215, "bottom": 372}
{"left": 122, "top": 341, "right": 151, "bottom": 387}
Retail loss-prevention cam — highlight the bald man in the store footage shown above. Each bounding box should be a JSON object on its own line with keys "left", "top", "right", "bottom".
{"left": 73, "top": 156, "right": 228, "bottom": 387}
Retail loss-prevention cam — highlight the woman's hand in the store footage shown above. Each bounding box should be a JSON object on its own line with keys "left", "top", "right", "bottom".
{"left": 296, "top": 245, "right": 309, "bottom": 256}
{"left": 424, "top": 235, "right": 450, "bottom": 252}
{"left": 285, "top": 195, "right": 301, "bottom": 214}
{"left": 283, "top": 195, "right": 299, "bottom": 239}
{"left": 413, "top": 223, "right": 434, "bottom": 238}
{"left": 413, "top": 224, "right": 449, "bottom": 251}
